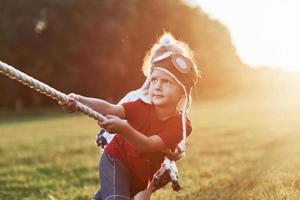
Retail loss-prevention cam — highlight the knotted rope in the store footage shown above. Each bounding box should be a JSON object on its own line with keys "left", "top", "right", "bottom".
{"left": 0, "top": 60, "right": 106, "bottom": 122}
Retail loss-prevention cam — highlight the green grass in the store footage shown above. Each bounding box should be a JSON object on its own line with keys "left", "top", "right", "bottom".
{"left": 1, "top": 91, "right": 300, "bottom": 199}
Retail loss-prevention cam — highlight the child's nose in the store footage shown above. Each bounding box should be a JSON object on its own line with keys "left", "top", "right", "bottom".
{"left": 155, "top": 80, "right": 162, "bottom": 90}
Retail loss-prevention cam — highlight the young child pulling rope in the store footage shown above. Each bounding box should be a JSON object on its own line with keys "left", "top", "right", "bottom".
{"left": 60, "top": 32, "right": 200, "bottom": 200}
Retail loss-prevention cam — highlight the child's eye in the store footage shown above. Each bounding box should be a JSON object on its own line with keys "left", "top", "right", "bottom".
{"left": 165, "top": 80, "right": 172, "bottom": 85}
{"left": 151, "top": 78, "right": 158, "bottom": 83}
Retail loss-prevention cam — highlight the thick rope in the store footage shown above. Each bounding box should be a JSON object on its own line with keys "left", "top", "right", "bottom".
{"left": 0, "top": 60, "right": 106, "bottom": 122}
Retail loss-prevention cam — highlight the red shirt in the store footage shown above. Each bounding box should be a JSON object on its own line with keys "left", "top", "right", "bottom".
{"left": 105, "top": 99, "right": 192, "bottom": 196}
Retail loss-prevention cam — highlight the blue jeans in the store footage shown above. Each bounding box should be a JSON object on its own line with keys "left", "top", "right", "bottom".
{"left": 92, "top": 152, "right": 130, "bottom": 200}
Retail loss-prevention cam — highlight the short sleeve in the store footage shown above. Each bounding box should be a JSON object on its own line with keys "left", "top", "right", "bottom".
{"left": 158, "top": 117, "right": 192, "bottom": 151}
{"left": 122, "top": 99, "right": 148, "bottom": 123}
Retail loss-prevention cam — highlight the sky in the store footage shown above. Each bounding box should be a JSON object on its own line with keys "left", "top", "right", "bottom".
{"left": 185, "top": 0, "right": 300, "bottom": 71}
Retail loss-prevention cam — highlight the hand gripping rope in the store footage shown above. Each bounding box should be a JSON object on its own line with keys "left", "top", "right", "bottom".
{"left": 0, "top": 60, "right": 106, "bottom": 122}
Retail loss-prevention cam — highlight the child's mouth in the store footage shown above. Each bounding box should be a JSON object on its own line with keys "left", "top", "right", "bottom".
{"left": 154, "top": 94, "right": 163, "bottom": 98}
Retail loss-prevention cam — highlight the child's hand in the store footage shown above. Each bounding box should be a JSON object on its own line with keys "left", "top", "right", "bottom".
{"left": 98, "top": 115, "right": 128, "bottom": 134}
{"left": 58, "top": 93, "right": 78, "bottom": 113}
{"left": 165, "top": 147, "right": 185, "bottom": 161}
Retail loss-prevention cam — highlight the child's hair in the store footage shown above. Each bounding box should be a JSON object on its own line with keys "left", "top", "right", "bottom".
{"left": 139, "top": 32, "right": 200, "bottom": 151}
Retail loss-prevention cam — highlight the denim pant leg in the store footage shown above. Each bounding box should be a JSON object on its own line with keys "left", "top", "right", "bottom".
{"left": 93, "top": 152, "right": 130, "bottom": 200}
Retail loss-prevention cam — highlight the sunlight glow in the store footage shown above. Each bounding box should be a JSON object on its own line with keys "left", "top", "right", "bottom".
{"left": 186, "top": 0, "right": 300, "bottom": 71}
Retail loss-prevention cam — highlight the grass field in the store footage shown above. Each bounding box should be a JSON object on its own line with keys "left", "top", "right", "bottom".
{"left": 1, "top": 90, "right": 300, "bottom": 200}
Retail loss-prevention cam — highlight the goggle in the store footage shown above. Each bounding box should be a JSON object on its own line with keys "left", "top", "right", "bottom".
{"left": 151, "top": 51, "right": 197, "bottom": 92}
{"left": 152, "top": 51, "right": 193, "bottom": 74}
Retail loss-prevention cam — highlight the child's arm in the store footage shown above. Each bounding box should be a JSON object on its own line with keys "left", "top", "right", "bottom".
{"left": 77, "top": 95, "right": 125, "bottom": 119}
{"left": 99, "top": 115, "right": 168, "bottom": 153}
{"left": 122, "top": 125, "right": 167, "bottom": 153}
{"left": 59, "top": 93, "right": 125, "bottom": 119}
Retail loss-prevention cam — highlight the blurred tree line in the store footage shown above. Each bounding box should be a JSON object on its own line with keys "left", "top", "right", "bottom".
{"left": 0, "top": 0, "right": 248, "bottom": 109}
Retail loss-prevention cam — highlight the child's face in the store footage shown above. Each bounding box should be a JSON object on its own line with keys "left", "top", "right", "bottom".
{"left": 149, "top": 69, "right": 183, "bottom": 109}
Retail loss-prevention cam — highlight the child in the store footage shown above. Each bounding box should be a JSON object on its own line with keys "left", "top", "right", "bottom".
{"left": 60, "top": 33, "right": 199, "bottom": 200}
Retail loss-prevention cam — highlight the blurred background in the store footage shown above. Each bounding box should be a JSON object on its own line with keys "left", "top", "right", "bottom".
{"left": 1, "top": 0, "right": 299, "bottom": 111}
